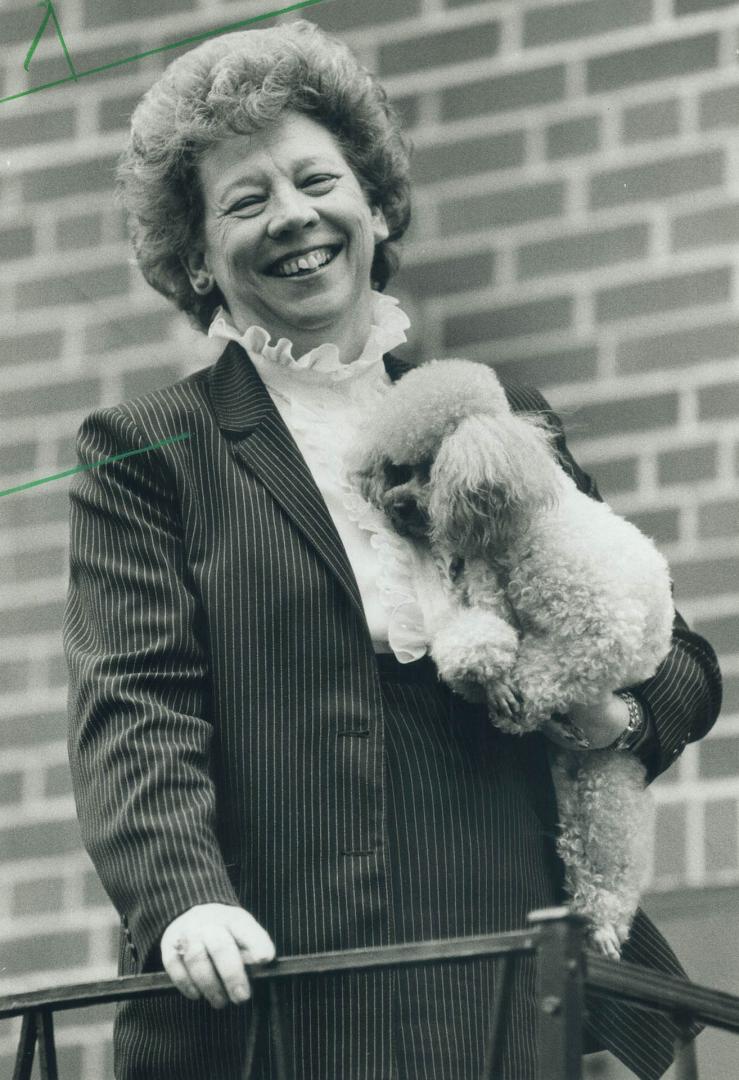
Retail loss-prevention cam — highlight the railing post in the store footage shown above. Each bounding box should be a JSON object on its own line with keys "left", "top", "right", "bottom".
{"left": 529, "top": 906, "right": 587, "bottom": 1080}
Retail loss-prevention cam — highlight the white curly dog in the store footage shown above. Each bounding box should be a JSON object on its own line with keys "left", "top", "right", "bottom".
{"left": 347, "top": 358, "right": 674, "bottom": 958}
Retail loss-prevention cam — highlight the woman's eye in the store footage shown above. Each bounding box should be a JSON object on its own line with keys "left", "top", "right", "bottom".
{"left": 229, "top": 196, "right": 265, "bottom": 214}
{"left": 303, "top": 175, "right": 337, "bottom": 193}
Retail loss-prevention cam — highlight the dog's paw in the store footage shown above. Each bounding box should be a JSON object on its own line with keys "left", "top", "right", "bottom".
{"left": 487, "top": 677, "right": 522, "bottom": 721}
{"left": 590, "top": 924, "right": 622, "bottom": 962}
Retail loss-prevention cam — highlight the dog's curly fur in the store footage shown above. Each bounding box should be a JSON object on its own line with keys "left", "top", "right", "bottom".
{"left": 347, "top": 358, "right": 674, "bottom": 957}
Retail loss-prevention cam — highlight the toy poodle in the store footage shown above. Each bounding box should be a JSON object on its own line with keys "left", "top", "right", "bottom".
{"left": 347, "top": 359, "right": 675, "bottom": 958}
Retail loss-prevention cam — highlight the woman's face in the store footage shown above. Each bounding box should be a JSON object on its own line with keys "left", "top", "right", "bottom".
{"left": 186, "top": 111, "right": 389, "bottom": 351}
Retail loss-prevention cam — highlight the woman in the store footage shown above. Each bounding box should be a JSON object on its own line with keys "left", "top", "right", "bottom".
{"left": 64, "top": 20, "right": 721, "bottom": 1080}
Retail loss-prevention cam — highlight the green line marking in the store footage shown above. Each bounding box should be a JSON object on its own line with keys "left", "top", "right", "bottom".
{"left": 0, "top": 432, "right": 190, "bottom": 498}
{"left": 3, "top": 0, "right": 329, "bottom": 107}
{"left": 24, "top": 1, "right": 78, "bottom": 82}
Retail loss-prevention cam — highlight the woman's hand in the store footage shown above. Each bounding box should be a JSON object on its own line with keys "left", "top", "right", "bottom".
{"left": 160, "top": 903, "right": 276, "bottom": 1008}
{"left": 545, "top": 694, "right": 632, "bottom": 750}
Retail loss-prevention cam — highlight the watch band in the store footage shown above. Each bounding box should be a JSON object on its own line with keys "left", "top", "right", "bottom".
{"left": 607, "top": 691, "right": 645, "bottom": 752}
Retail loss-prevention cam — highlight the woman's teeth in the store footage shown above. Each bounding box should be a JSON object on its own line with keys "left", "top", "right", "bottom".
{"left": 273, "top": 247, "right": 336, "bottom": 277}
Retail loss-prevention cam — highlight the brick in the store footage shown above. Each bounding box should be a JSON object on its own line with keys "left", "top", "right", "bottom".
{"left": 653, "top": 801, "right": 686, "bottom": 880}
{"left": 675, "top": 0, "right": 738, "bottom": 13}
{"left": 441, "top": 65, "right": 566, "bottom": 122}
{"left": 671, "top": 556, "right": 739, "bottom": 598}
{"left": 517, "top": 223, "right": 649, "bottom": 279}
{"left": 587, "top": 34, "right": 718, "bottom": 94}
{"left": 15, "top": 264, "right": 129, "bottom": 310}
{"left": 698, "top": 498, "right": 739, "bottom": 539}
{"left": 658, "top": 443, "right": 717, "bottom": 485}
{"left": 0, "top": 442, "right": 37, "bottom": 479}
{"left": 57, "top": 213, "right": 103, "bottom": 251}
{"left": 673, "top": 202, "right": 739, "bottom": 250}
{"left": 441, "top": 181, "right": 564, "bottom": 236}
{"left": 0, "top": 225, "right": 34, "bottom": 262}
{"left": 0, "top": 711, "right": 66, "bottom": 747}
{"left": 698, "top": 380, "right": 739, "bottom": 420}
{"left": 628, "top": 507, "right": 681, "bottom": 544}
{"left": 701, "top": 738, "right": 739, "bottom": 779}
{"left": 0, "top": 928, "right": 88, "bottom": 975}
{"left": 84, "top": 0, "right": 194, "bottom": 28}
{"left": 46, "top": 652, "right": 70, "bottom": 689}
{"left": 310, "top": 0, "right": 420, "bottom": 31}
{"left": 0, "top": 660, "right": 28, "bottom": 694}
{"left": 2, "top": 487, "right": 69, "bottom": 528}
{"left": 0, "top": 6, "right": 43, "bottom": 47}
{"left": 524, "top": 0, "right": 652, "bottom": 46}
{"left": 570, "top": 393, "right": 679, "bottom": 437}
{"left": 694, "top": 614, "right": 738, "bottom": 655}
{"left": 700, "top": 83, "right": 739, "bottom": 130}
{"left": 85, "top": 311, "right": 172, "bottom": 354}
{"left": 44, "top": 762, "right": 73, "bottom": 798}
{"left": 122, "top": 365, "right": 184, "bottom": 400}
{"left": 9, "top": 545, "right": 67, "bottom": 582}
{"left": 545, "top": 114, "right": 600, "bottom": 159}
{"left": 493, "top": 345, "right": 598, "bottom": 387}
{"left": 99, "top": 90, "right": 145, "bottom": 133}
{"left": 704, "top": 800, "right": 738, "bottom": 874}
{"left": 0, "top": 108, "right": 76, "bottom": 148}
{"left": 0, "top": 378, "right": 100, "bottom": 419}
{"left": 591, "top": 150, "right": 724, "bottom": 209}
{"left": 396, "top": 253, "right": 494, "bottom": 299}
{"left": 595, "top": 267, "right": 731, "bottom": 322}
{"left": 722, "top": 674, "right": 739, "bottom": 713}
{"left": 84, "top": 868, "right": 111, "bottom": 907}
{"left": 0, "top": 600, "right": 66, "bottom": 636}
{"left": 580, "top": 456, "right": 639, "bottom": 494}
{"left": 413, "top": 130, "right": 525, "bottom": 183}
{"left": 20, "top": 38, "right": 141, "bottom": 89}
{"left": 0, "top": 770, "right": 23, "bottom": 804}
{"left": 380, "top": 21, "right": 500, "bottom": 77}
{"left": 23, "top": 155, "right": 119, "bottom": 203}
{"left": 617, "top": 320, "right": 739, "bottom": 373}
{"left": 0, "top": 329, "right": 62, "bottom": 367}
{"left": 443, "top": 296, "right": 572, "bottom": 348}
{"left": 0, "top": 818, "right": 81, "bottom": 861}
{"left": 12, "top": 876, "right": 66, "bottom": 917}
{"left": 622, "top": 99, "right": 681, "bottom": 144}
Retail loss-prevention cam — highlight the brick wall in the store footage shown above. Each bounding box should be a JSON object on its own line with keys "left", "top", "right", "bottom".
{"left": 1, "top": 0, "right": 737, "bottom": 1075}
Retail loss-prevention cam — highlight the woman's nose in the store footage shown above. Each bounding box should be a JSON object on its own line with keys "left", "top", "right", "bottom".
{"left": 266, "top": 187, "right": 319, "bottom": 237}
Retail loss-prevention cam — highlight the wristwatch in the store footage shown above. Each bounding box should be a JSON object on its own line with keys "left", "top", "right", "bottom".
{"left": 607, "top": 691, "right": 646, "bottom": 752}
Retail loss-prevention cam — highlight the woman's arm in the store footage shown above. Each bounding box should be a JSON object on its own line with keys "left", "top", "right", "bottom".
{"left": 522, "top": 387, "right": 722, "bottom": 783}
{"left": 64, "top": 405, "right": 240, "bottom": 972}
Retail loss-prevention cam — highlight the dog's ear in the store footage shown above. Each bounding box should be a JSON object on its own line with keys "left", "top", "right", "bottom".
{"left": 428, "top": 413, "right": 560, "bottom": 551}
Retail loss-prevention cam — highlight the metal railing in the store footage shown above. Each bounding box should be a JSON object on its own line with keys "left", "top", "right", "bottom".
{"left": 1, "top": 906, "right": 738, "bottom": 1080}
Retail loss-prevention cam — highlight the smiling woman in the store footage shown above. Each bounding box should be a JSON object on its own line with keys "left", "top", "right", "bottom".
{"left": 63, "top": 16, "right": 721, "bottom": 1080}
{"left": 185, "top": 114, "right": 389, "bottom": 362}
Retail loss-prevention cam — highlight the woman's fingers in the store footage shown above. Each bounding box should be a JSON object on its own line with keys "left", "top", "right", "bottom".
{"left": 160, "top": 903, "right": 276, "bottom": 1009}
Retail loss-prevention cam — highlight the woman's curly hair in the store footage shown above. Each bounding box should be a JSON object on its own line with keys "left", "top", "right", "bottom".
{"left": 117, "top": 19, "right": 412, "bottom": 332}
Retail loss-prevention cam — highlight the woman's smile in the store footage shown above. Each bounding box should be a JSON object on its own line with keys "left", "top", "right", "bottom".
{"left": 186, "top": 112, "right": 389, "bottom": 360}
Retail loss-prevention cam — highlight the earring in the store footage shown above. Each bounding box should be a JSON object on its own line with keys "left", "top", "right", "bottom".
{"left": 192, "top": 273, "right": 214, "bottom": 296}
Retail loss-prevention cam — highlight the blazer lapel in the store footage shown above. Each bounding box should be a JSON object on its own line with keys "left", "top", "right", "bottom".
{"left": 208, "top": 340, "right": 409, "bottom": 622}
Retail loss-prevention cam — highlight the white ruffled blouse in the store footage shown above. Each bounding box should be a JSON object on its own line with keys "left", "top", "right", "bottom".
{"left": 208, "top": 291, "right": 429, "bottom": 663}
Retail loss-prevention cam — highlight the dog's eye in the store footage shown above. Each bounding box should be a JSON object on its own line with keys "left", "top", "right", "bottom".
{"left": 384, "top": 462, "right": 414, "bottom": 486}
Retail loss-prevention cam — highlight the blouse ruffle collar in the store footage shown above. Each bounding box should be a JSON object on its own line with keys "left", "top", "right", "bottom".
{"left": 207, "top": 290, "right": 427, "bottom": 663}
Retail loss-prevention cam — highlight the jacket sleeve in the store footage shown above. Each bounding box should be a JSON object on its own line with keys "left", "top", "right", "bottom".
{"left": 63, "top": 405, "right": 239, "bottom": 972}
{"left": 528, "top": 389, "right": 722, "bottom": 783}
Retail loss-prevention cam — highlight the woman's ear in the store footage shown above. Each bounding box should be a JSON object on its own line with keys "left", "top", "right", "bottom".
{"left": 182, "top": 249, "right": 215, "bottom": 296}
{"left": 371, "top": 206, "right": 389, "bottom": 244}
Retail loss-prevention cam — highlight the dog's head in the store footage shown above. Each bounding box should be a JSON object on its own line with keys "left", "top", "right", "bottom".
{"left": 428, "top": 411, "right": 561, "bottom": 554}
{"left": 347, "top": 359, "right": 560, "bottom": 549}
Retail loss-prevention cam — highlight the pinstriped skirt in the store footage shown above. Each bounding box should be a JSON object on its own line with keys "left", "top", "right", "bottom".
{"left": 114, "top": 655, "right": 563, "bottom": 1079}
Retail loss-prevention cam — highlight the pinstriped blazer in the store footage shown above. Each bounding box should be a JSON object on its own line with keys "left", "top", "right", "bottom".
{"left": 64, "top": 341, "right": 721, "bottom": 1078}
